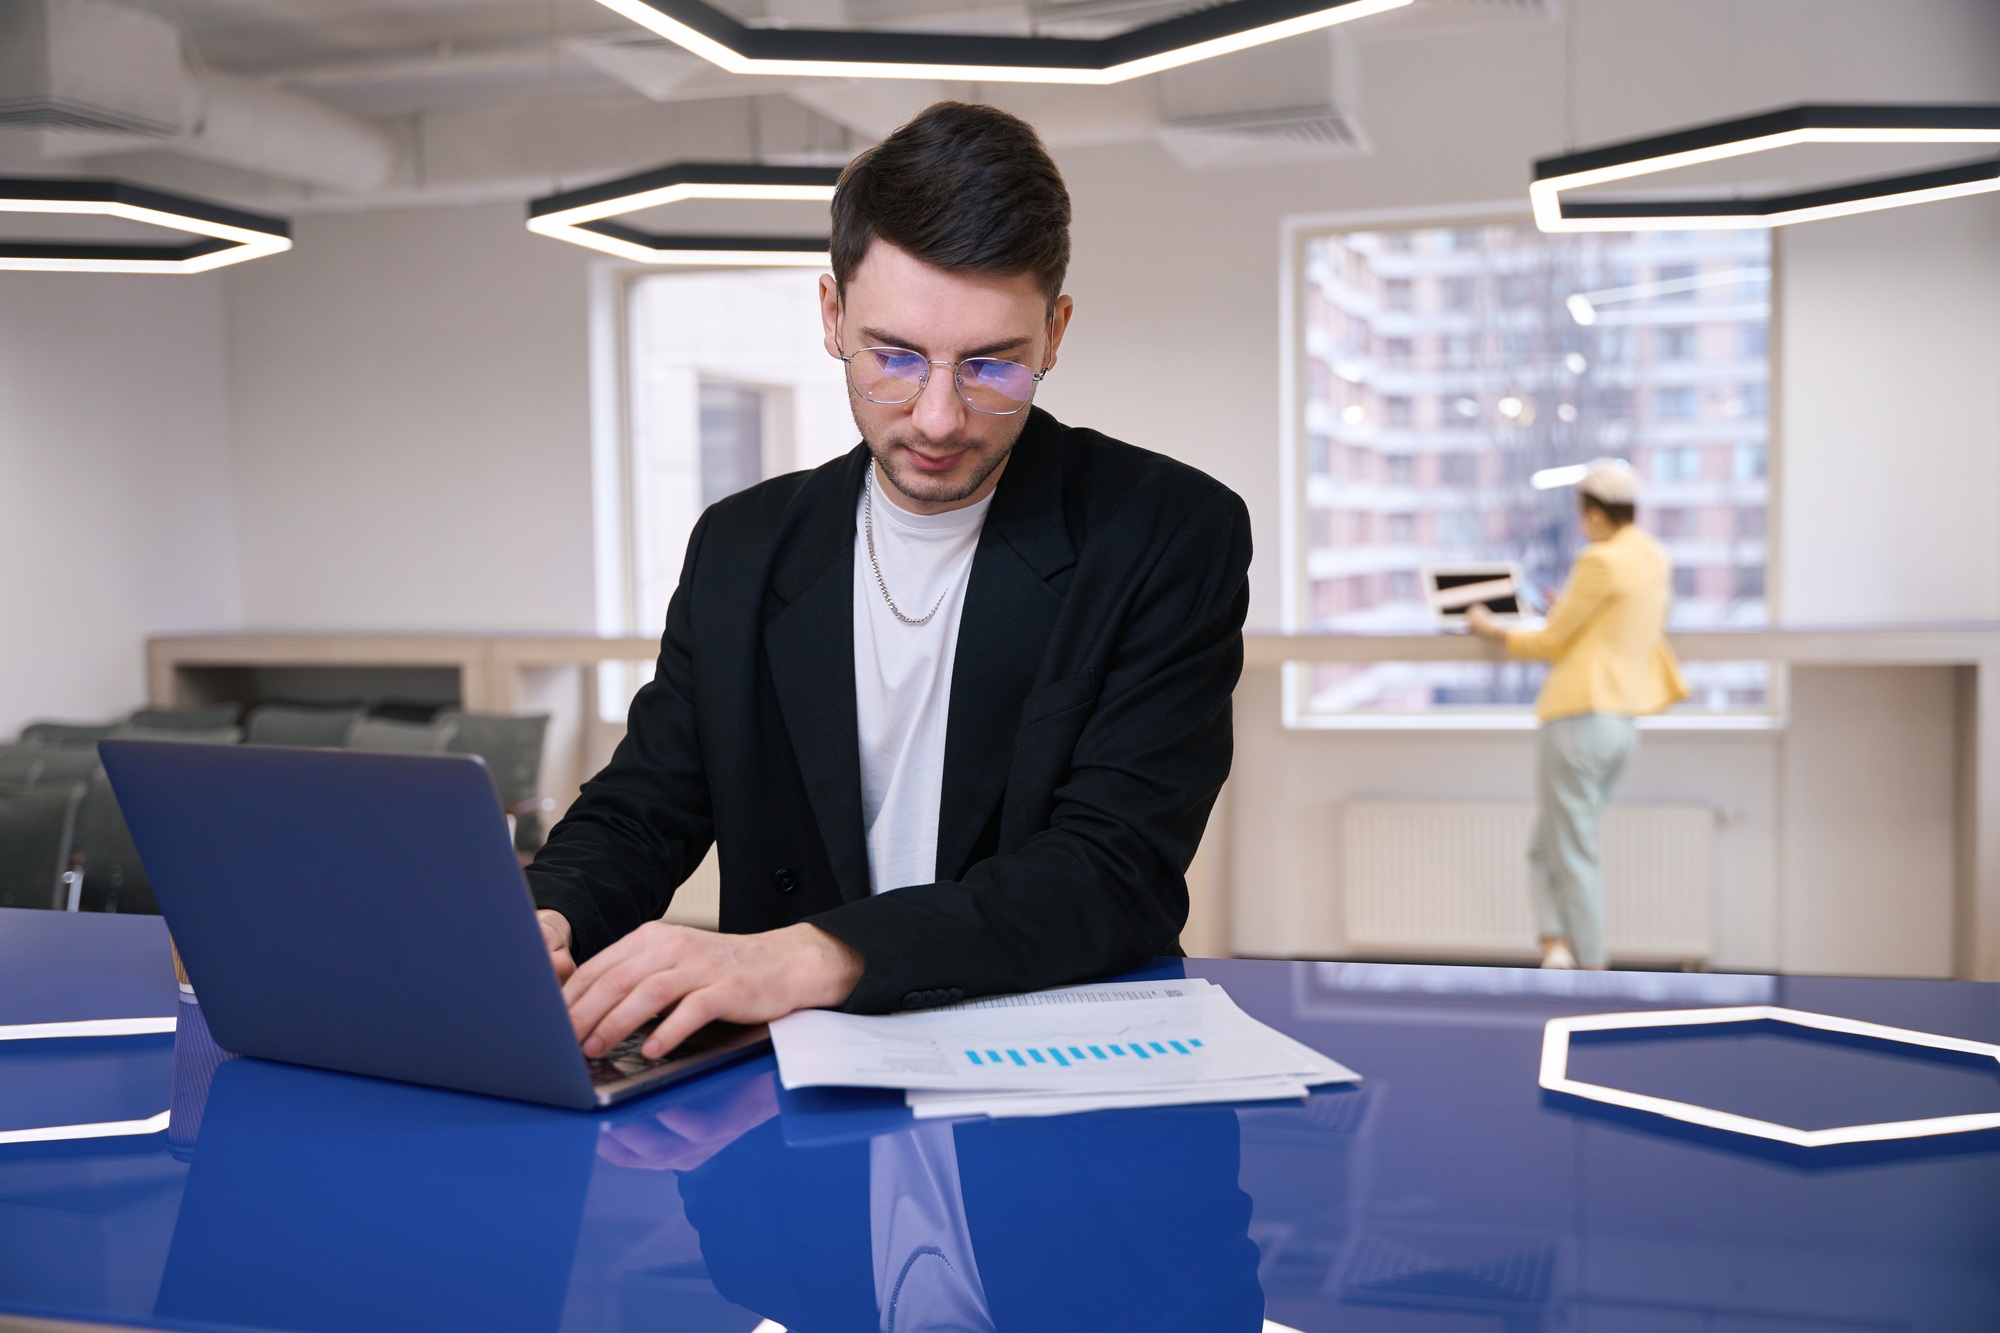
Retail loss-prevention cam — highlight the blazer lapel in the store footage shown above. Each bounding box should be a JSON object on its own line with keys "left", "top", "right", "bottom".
{"left": 765, "top": 447, "right": 873, "bottom": 904}
{"left": 936, "top": 412, "right": 1076, "bottom": 881}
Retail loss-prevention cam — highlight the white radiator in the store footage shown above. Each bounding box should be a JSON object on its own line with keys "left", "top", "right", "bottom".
{"left": 1341, "top": 802, "right": 1716, "bottom": 965}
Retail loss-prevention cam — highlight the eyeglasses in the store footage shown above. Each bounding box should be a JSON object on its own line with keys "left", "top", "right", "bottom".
{"left": 836, "top": 342, "right": 1049, "bottom": 416}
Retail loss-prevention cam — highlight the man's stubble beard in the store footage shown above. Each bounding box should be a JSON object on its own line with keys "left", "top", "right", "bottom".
{"left": 854, "top": 407, "right": 1029, "bottom": 507}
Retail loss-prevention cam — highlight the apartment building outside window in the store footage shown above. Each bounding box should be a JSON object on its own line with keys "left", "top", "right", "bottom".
{"left": 1291, "top": 220, "right": 1773, "bottom": 723}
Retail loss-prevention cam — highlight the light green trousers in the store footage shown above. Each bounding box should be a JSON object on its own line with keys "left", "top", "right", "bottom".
{"left": 1528, "top": 711, "right": 1638, "bottom": 967}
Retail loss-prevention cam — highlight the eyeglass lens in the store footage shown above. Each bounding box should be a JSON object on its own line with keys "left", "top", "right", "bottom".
{"left": 848, "top": 348, "right": 1039, "bottom": 415}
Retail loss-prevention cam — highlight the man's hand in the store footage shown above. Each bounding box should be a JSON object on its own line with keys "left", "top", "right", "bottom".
{"left": 596, "top": 1069, "right": 780, "bottom": 1172}
{"left": 537, "top": 909, "right": 576, "bottom": 984}
{"left": 563, "top": 921, "right": 864, "bottom": 1060}
{"left": 1464, "top": 603, "right": 1509, "bottom": 643}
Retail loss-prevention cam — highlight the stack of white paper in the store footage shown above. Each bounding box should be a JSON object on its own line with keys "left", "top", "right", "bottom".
{"left": 769, "top": 979, "right": 1359, "bottom": 1120}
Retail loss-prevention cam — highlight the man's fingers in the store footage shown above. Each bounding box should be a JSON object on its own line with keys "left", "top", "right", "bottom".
{"left": 642, "top": 987, "right": 718, "bottom": 1060}
{"left": 562, "top": 924, "right": 655, "bottom": 1006}
{"left": 550, "top": 947, "right": 575, "bottom": 984}
{"left": 568, "top": 941, "right": 694, "bottom": 1041}
{"left": 583, "top": 967, "right": 700, "bottom": 1057}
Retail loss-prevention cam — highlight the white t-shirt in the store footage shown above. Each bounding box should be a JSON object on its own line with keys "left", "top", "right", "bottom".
{"left": 852, "top": 465, "right": 992, "bottom": 894}
{"left": 869, "top": 1121, "right": 995, "bottom": 1333}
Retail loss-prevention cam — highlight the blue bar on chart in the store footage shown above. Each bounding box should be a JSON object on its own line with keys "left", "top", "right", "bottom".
{"left": 960, "top": 1040, "right": 1205, "bottom": 1070}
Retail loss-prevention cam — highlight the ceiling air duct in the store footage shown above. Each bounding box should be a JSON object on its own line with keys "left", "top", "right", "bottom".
{"left": 0, "top": 0, "right": 182, "bottom": 136}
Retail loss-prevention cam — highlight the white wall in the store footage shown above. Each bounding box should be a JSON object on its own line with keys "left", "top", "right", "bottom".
{"left": 0, "top": 271, "right": 239, "bottom": 737}
{"left": 222, "top": 203, "right": 599, "bottom": 631}
{"left": 1779, "top": 197, "right": 2000, "bottom": 624}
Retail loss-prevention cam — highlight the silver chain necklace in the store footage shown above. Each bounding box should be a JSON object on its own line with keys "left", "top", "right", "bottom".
{"left": 864, "top": 474, "right": 951, "bottom": 627}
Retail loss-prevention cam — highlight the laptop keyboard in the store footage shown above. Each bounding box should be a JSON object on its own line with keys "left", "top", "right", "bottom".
{"left": 585, "top": 1019, "right": 754, "bottom": 1085}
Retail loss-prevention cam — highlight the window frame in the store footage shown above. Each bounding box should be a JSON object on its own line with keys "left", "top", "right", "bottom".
{"left": 1276, "top": 201, "right": 1787, "bottom": 733}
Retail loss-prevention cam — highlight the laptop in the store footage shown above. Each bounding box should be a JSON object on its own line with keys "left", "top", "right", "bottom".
{"left": 1422, "top": 562, "right": 1531, "bottom": 627}
{"left": 98, "top": 739, "right": 769, "bottom": 1110}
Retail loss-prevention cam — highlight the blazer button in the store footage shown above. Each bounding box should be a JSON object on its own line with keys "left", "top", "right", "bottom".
{"left": 772, "top": 868, "right": 797, "bottom": 894}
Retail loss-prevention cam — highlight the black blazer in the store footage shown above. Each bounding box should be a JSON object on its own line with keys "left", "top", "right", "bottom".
{"left": 526, "top": 408, "right": 1251, "bottom": 1013}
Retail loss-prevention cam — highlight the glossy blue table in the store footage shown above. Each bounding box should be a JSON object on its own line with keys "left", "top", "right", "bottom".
{"left": 3, "top": 905, "right": 1997, "bottom": 1332}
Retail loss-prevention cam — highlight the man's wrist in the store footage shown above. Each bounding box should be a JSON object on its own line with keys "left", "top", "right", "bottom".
{"left": 784, "top": 923, "right": 864, "bottom": 1010}
{"left": 536, "top": 908, "right": 574, "bottom": 951}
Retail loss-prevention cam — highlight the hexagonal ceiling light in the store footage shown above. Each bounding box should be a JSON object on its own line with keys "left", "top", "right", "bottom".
{"left": 1532, "top": 104, "right": 2000, "bottom": 233}
{"left": 528, "top": 162, "right": 842, "bottom": 265}
{"left": 591, "top": 0, "right": 1410, "bottom": 84}
{"left": 1540, "top": 1005, "right": 2000, "bottom": 1148}
{"left": 0, "top": 178, "right": 292, "bottom": 274}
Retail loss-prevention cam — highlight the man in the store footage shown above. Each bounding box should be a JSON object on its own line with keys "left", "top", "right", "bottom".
{"left": 1467, "top": 461, "right": 1686, "bottom": 970}
{"left": 527, "top": 101, "right": 1252, "bottom": 1060}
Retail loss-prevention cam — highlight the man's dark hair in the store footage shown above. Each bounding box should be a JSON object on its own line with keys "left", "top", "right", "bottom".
{"left": 1581, "top": 495, "right": 1636, "bottom": 527}
{"left": 831, "top": 101, "right": 1071, "bottom": 309}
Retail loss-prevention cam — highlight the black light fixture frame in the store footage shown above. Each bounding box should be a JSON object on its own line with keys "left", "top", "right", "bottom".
{"left": 592, "top": 0, "right": 1405, "bottom": 83}
{"left": 0, "top": 178, "right": 291, "bottom": 271}
{"left": 1532, "top": 105, "right": 2000, "bottom": 231}
{"left": 528, "top": 162, "right": 842, "bottom": 264}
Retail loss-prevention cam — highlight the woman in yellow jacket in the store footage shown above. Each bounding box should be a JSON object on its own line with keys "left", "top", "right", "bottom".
{"left": 1467, "top": 461, "right": 1686, "bottom": 970}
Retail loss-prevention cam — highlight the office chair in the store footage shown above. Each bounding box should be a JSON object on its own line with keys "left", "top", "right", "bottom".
{"left": 17, "top": 720, "right": 118, "bottom": 747}
{"left": 439, "top": 711, "right": 554, "bottom": 852}
{"left": 126, "top": 704, "right": 243, "bottom": 732}
{"left": 72, "top": 765, "right": 158, "bottom": 914}
{"left": 245, "top": 704, "right": 365, "bottom": 748}
{"left": 343, "top": 716, "right": 459, "bottom": 753}
{"left": 0, "top": 781, "right": 87, "bottom": 910}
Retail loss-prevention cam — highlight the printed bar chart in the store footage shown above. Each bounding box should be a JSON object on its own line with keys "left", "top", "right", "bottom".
{"left": 965, "top": 1038, "right": 1206, "bottom": 1069}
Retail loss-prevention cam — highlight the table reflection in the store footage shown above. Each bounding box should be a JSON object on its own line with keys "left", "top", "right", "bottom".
{"left": 153, "top": 1025, "right": 1267, "bottom": 1333}
{"left": 669, "top": 1096, "right": 1265, "bottom": 1333}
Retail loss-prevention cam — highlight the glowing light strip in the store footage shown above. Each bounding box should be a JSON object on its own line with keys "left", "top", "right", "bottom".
{"left": 0, "top": 197, "right": 292, "bottom": 273}
{"left": 592, "top": 0, "right": 1409, "bottom": 85}
{"left": 1530, "top": 464, "right": 1590, "bottom": 491}
{"left": 528, "top": 172, "right": 837, "bottom": 266}
{"left": 1540, "top": 1005, "right": 2000, "bottom": 1148}
{"left": 0, "top": 1016, "right": 178, "bottom": 1146}
{"left": 1531, "top": 120, "right": 2000, "bottom": 233}
{"left": 0, "top": 1110, "right": 171, "bottom": 1146}
{"left": 0, "top": 1016, "right": 178, "bottom": 1041}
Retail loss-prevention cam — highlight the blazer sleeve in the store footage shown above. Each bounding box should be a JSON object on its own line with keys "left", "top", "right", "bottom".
{"left": 808, "top": 487, "right": 1253, "bottom": 1013}
{"left": 524, "top": 515, "right": 717, "bottom": 963}
{"left": 1506, "top": 546, "right": 1612, "bottom": 662}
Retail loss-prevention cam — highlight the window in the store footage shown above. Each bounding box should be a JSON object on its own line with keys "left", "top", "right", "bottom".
{"left": 1292, "top": 221, "right": 1773, "bottom": 722}
{"left": 1652, "top": 386, "right": 1698, "bottom": 420}
{"left": 610, "top": 269, "right": 856, "bottom": 716}
{"left": 1384, "top": 278, "right": 1414, "bottom": 311}
{"left": 1656, "top": 263, "right": 1698, "bottom": 299}
{"left": 697, "top": 382, "right": 766, "bottom": 507}
{"left": 1655, "top": 326, "right": 1695, "bottom": 360}
{"left": 1740, "top": 324, "right": 1768, "bottom": 359}
{"left": 1652, "top": 446, "right": 1700, "bottom": 482}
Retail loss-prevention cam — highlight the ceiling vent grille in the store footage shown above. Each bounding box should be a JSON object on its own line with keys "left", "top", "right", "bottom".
{"left": 1157, "top": 106, "right": 1369, "bottom": 170}
{"left": 566, "top": 34, "right": 709, "bottom": 101}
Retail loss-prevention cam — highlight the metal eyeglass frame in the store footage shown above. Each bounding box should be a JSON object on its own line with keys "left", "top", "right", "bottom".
{"left": 834, "top": 328, "right": 1052, "bottom": 416}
